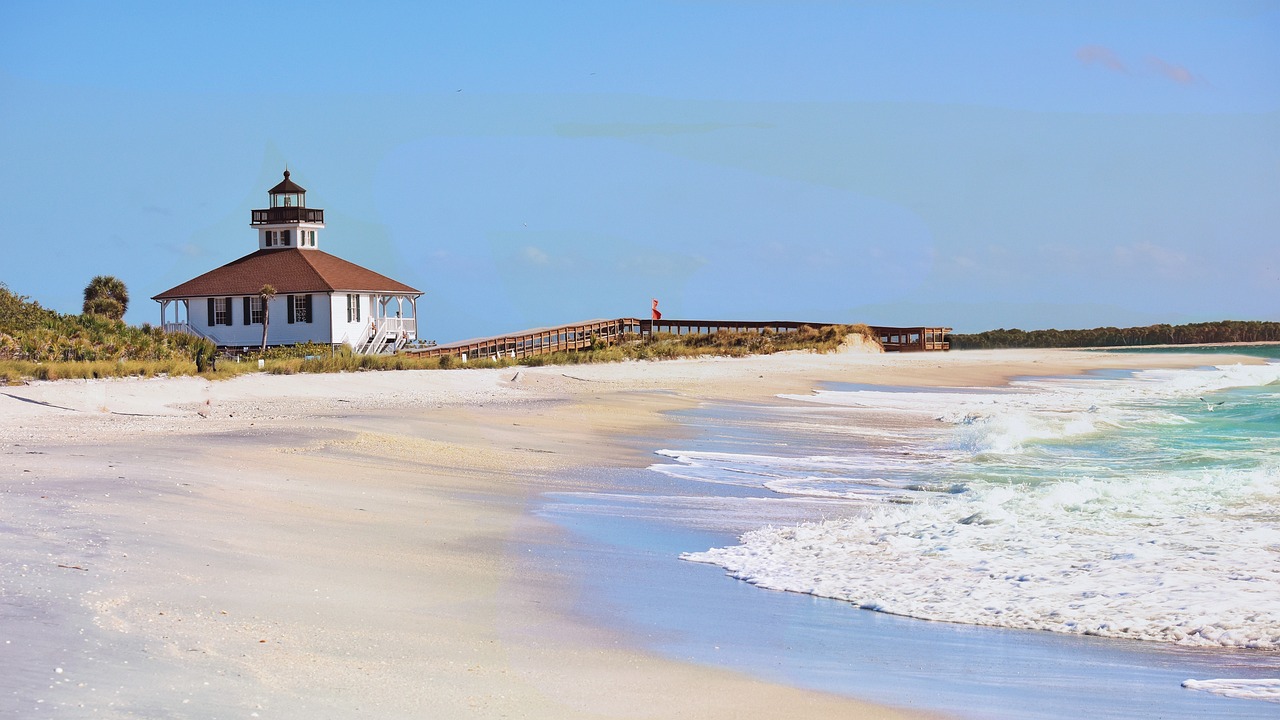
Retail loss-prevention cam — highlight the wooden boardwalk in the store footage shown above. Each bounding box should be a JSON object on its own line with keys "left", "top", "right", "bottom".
{"left": 406, "top": 318, "right": 949, "bottom": 360}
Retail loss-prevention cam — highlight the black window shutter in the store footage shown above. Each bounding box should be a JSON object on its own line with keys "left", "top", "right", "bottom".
{"left": 346, "top": 295, "right": 352, "bottom": 323}
{"left": 224, "top": 298, "right": 233, "bottom": 325}
{"left": 243, "top": 297, "right": 251, "bottom": 325}
{"left": 287, "top": 295, "right": 295, "bottom": 324}
{"left": 283, "top": 230, "right": 291, "bottom": 246}
{"left": 207, "top": 298, "right": 215, "bottom": 326}
{"left": 304, "top": 294, "right": 313, "bottom": 324}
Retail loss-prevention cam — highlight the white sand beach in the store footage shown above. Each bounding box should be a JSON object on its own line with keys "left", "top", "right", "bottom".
{"left": 1, "top": 348, "right": 1264, "bottom": 718}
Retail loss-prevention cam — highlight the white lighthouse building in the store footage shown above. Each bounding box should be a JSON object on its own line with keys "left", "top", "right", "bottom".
{"left": 153, "top": 170, "right": 422, "bottom": 354}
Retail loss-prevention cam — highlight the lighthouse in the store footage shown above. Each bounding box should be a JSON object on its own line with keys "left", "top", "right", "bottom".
{"left": 153, "top": 169, "right": 422, "bottom": 354}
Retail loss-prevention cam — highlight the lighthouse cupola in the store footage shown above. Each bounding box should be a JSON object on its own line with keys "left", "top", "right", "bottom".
{"left": 250, "top": 169, "right": 325, "bottom": 250}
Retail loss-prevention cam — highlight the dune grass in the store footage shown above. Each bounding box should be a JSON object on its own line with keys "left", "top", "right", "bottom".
{"left": 521, "top": 323, "right": 875, "bottom": 366}
{"left": 0, "top": 321, "right": 875, "bottom": 385}
{"left": 0, "top": 345, "right": 519, "bottom": 384}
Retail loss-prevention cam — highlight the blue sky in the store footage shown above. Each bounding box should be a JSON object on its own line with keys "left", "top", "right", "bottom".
{"left": 2, "top": 1, "right": 1277, "bottom": 339}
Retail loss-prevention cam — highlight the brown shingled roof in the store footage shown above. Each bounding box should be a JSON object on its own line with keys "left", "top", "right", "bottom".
{"left": 269, "top": 170, "right": 307, "bottom": 196}
{"left": 152, "top": 249, "right": 421, "bottom": 300}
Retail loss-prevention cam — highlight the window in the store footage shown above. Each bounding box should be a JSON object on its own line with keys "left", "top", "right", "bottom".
{"left": 346, "top": 294, "right": 361, "bottom": 323}
{"left": 251, "top": 297, "right": 264, "bottom": 324}
{"left": 293, "top": 294, "right": 311, "bottom": 323}
{"left": 308, "top": 230, "right": 316, "bottom": 246}
{"left": 265, "top": 230, "right": 293, "bottom": 247}
{"left": 213, "top": 297, "right": 230, "bottom": 325}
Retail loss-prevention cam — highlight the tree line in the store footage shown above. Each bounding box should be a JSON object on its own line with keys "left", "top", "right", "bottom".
{"left": 948, "top": 321, "right": 1280, "bottom": 350}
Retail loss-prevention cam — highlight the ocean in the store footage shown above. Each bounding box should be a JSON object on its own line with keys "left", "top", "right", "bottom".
{"left": 538, "top": 347, "right": 1280, "bottom": 717}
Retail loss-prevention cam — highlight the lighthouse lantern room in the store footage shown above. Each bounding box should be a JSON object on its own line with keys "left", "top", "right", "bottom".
{"left": 250, "top": 170, "right": 324, "bottom": 250}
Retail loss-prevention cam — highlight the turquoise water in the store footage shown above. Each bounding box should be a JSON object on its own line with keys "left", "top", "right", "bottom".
{"left": 1099, "top": 343, "right": 1280, "bottom": 360}
{"left": 540, "top": 356, "right": 1280, "bottom": 716}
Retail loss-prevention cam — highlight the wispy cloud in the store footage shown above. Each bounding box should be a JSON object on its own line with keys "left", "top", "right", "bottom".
{"left": 522, "top": 246, "right": 549, "bottom": 265}
{"left": 555, "top": 122, "right": 772, "bottom": 138}
{"left": 1113, "top": 242, "right": 1190, "bottom": 278}
{"left": 1147, "top": 56, "right": 1197, "bottom": 86}
{"left": 1078, "top": 45, "right": 1203, "bottom": 87}
{"left": 1076, "top": 45, "right": 1127, "bottom": 73}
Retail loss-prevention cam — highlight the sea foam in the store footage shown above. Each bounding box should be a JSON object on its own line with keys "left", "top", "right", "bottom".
{"left": 684, "top": 465, "right": 1280, "bottom": 648}
{"left": 1182, "top": 678, "right": 1280, "bottom": 703}
{"left": 681, "top": 362, "right": 1280, "bottom": 651}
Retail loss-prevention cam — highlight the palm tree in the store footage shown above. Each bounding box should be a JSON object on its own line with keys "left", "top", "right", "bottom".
{"left": 82, "top": 275, "right": 129, "bottom": 321}
{"left": 258, "top": 284, "right": 277, "bottom": 352}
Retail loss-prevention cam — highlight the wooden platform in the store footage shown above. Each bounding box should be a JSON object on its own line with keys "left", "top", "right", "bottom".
{"left": 875, "top": 326, "right": 951, "bottom": 352}
{"left": 405, "top": 319, "right": 950, "bottom": 360}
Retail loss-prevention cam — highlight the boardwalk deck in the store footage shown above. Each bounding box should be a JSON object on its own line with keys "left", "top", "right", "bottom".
{"left": 875, "top": 326, "right": 951, "bottom": 352}
{"left": 406, "top": 318, "right": 640, "bottom": 360}
{"left": 405, "top": 318, "right": 950, "bottom": 360}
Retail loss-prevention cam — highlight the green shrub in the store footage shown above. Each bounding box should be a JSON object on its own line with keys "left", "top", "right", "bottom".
{"left": 193, "top": 339, "right": 217, "bottom": 373}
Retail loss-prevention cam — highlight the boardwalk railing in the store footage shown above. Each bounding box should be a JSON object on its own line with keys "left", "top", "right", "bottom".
{"left": 876, "top": 326, "right": 951, "bottom": 352}
{"left": 647, "top": 319, "right": 833, "bottom": 335}
{"left": 406, "top": 318, "right": 950, "bottom": 360}
{"left": 408, "top": 318, "right": 640, "bottom": 360}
